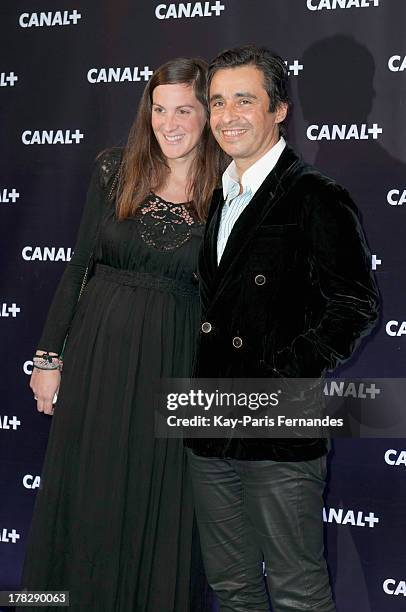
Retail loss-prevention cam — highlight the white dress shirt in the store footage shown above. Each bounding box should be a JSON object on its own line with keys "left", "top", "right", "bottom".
{"left": 217, "top": 137, "right": 286, "bottom": 264}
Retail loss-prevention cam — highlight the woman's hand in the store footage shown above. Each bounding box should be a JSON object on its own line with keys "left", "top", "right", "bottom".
{"left": 30, "top": 356, "right": 61, "bottom": 415}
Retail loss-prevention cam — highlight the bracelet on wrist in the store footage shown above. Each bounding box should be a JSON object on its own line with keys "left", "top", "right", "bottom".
{"left": 33, "top": 352, "right": 63, "bottom": 372}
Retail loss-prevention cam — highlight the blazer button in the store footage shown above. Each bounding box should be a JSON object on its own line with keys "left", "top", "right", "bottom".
{"left": 232, "top": 336, "right": 243, "bottom": 348}
{"left": 254, "top": 274, "right": 266, "bottom": 285}
{"left": 201, "top": 322, "right": 212, "bottom": 333}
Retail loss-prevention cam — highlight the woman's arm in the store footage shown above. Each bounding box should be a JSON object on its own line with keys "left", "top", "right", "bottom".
{"left": 31, "top": 150, "right": 121, "bottom": 414}
{"left": 37, "top": 153, "right": 114, "bottom": 353}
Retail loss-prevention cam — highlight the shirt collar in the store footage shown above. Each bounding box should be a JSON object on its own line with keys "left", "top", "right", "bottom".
{"left": 222, "top": 137, "right": 286, "bottom": 201}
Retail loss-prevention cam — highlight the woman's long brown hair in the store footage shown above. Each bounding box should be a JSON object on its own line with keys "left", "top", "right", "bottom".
{"left": 116, "top": 57, "right": 227, "bottom": 222}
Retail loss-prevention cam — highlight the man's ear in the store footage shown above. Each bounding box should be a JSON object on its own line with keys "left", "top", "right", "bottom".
{"left": 275, "top": 102, "right": 288, "bottom": 124}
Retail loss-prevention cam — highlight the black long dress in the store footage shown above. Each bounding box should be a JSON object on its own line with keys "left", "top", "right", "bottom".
{"left": 19, "top": 150, "right": 210, "bottom": 612}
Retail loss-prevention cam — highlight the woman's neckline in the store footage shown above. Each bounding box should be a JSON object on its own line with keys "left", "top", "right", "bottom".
{"left": 150, "top": 191, "right": 193, "bottom": 206}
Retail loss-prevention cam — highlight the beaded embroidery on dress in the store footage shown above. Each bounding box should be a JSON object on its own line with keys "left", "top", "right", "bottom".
{"left": 137, "top": 194, "right": 202, "bottom": 252}
{"left": 99, "top": 148, "right": 122, "bottom": 190}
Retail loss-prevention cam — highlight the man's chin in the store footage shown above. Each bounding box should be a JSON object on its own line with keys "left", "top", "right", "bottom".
{"left": 217, "top": 140, "right": 246, "bottom": 158}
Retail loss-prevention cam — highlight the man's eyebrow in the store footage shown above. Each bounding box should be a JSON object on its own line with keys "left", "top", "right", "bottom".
{"left": 209, "top": 92, "right": 258, "bottom": 103}
{"left": 234, "top": 92, "right": 257, "bottom": 99}
{"left": 209, "top": 93, "right": 224, "bottom": 103}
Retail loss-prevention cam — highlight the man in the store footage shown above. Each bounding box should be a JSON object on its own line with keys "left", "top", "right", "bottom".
{"left": 185, "top": 46, "right": 379, "bottom": 612}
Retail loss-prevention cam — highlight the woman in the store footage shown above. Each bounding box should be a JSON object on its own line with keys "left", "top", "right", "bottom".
{"left": 20, "top": 57, "right": 225, "bottom": 611}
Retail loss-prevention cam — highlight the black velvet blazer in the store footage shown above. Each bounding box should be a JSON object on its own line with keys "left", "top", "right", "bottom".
{"left": 186, "top": 145, "right": 380, "bottom": 461}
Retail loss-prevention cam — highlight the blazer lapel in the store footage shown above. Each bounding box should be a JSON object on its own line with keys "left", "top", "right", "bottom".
{"left": 208, "top": 190, "right": 223, "bottom": 275}
{"left": 198, "top": 188, "right": 223, "bottom": 301}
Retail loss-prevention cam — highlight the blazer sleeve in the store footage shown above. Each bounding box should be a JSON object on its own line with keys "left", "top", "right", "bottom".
{"left": 274, "top": 183, "right": 380, "bottom": 377}
{"left": 36, "top": 151, "right": 118, "bottom": 355}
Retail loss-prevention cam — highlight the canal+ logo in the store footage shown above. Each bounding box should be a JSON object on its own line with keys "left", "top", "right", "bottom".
{"left": 323, "top": 381, "right": 381, "bottom": 399}
{"left": 23, "top": 360, "right": 34, "bottom": 376}
{"left": 22, "top": 246, "right": 73, "bottom": 261}
{"left": 88, "top": 66, "right": 153, "bottom": 84}
{"left": 19, "top": 11, "right": 81, "bottom": 28}
{"left": 388, "top": 56, "right": 406, "bottom": 72}
{"left": 385, "top": 321, "right": 406, "bottom": 337}
{"left": 0, "top": 304, "right": 21, "bottom": 318}
{"left": 383, "top": 579, "right": 406, "bottom": 598}
{"left": 307, "top": 0, "right": 379, "bottom": 10}
{"left": 307, "top": 123, "right": 382, "bottom": 141}
{"left": 22, "top": 130, "right": 84, "bottom": 145}
{"left": 0, "top": 528, "right": 20, "bottom": 544}
{"left": 387, "top": 189, "right": 406, "bottom": 206}
{"left": 385, "top": 449, "right": 406, "bottom": 467}
{"left": 0, "top": 72, "right": 18, "bottom": 87}
{"left": 0, "top": 415, "right": 21, "bottom": 430}
{"left": 323, "top": 506, "right": 379, "bottom": 528}
{"left": 0, "top": 188, "right": 20, "bottom": 204}
{"left": 23, "top": 475, "right": 41, "bottom": 490}
{"left": 155, "top": 2, "right": 225, "bottom": 19}
{"left": 285, "top": 60, "right": 303, "bottom": 77}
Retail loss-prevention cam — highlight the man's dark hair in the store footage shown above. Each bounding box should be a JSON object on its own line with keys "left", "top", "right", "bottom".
{"left": 208, "top": 44, "right": 290, "bottom": 122}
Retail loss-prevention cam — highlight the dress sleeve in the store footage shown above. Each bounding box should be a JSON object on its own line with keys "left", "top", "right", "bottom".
{"left": 37, "top": 150, "right": 120, "bottom": 355}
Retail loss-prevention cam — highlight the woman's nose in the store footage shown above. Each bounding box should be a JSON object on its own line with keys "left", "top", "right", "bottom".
{"left": 163, "top": 113, "right": 178, "bottom": 131}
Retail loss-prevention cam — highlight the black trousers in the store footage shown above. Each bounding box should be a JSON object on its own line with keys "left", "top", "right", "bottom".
{"left": 187, "top": 450, "right": 336, "bottom": 612}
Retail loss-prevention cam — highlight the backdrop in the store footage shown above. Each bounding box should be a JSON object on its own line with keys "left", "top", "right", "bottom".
{"left": 1, "top": 1, "right": 406, "bottom": 610}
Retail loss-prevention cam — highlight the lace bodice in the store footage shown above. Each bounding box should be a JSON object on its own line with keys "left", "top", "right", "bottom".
{"left": 137, "top": 194, "right": 201, "bottom": 251}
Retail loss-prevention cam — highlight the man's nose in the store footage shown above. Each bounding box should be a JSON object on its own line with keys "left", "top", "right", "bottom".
{"left": 220, "top": 104, "right": 240, "bottom": 124}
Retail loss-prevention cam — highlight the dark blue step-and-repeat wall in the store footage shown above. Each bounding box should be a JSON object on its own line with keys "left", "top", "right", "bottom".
{"left": 1, "top": 1, "right": 406, "bottom": 610}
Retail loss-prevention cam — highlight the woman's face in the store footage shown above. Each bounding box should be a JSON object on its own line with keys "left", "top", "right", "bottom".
{"left": 151, "top": 83, "right": 207, "bottom": 163}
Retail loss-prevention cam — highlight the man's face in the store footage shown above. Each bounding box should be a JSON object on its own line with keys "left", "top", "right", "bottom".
{"left": 209, "top": 66, "right": 287, "bottom": 171}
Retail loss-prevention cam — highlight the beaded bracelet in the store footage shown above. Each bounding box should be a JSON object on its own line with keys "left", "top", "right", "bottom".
{"left": 33, "top": 352, "right": 63, "bottom": 372}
